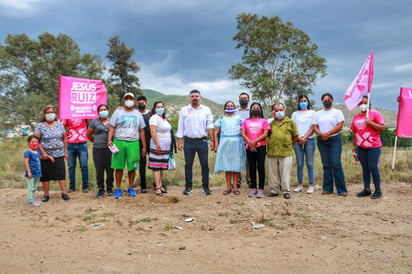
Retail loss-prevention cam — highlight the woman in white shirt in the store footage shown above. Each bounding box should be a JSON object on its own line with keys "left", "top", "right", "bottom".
{"left": 312, "top": 93, "right": 348, "bottom": 196}
{"left": 291, "top": 95, "right": 316, "bottom": 194}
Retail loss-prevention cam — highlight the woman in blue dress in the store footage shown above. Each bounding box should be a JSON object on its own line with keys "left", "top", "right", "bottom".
{"left": 214, "top": 101, "right": 246, "bottom": 195}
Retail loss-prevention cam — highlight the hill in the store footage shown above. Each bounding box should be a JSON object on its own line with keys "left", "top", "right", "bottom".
{"left": 141, "top": 89, "right": 398, "bottom": 128}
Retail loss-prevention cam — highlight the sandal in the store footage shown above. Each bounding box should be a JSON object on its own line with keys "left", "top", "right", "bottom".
{"left": 233, "top": 189, "right": 240, "bottom": 195}
{"left": 223, "top": 189, "right": 232, "bottom": 195}
{"left": 154, "top": 187, "right": 163, "bottom": 196}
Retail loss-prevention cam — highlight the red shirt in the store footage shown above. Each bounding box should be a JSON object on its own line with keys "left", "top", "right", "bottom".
{"left": 62, "top": 119, "right": 88, "bottom": 143}
{"left": 350, "top": 110, "right": 384, "bottom": 148}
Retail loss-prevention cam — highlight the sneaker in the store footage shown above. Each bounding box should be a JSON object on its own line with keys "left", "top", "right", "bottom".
{"left": 128, "top": 187, "right": 137, "bottom": 197}
{"left": 82, "top": 188, "right": 90, "bottom": 193}
{"left": 114, "top": 188, "right": 122, "bottom": 199}
{"left": 267, "top": 192, "right": 279, "bottom": 197}
{"left": 183, "top": 187, "right": 193, "bottom": 195}
{"left": 294, "top": 185, "right": 303, "bottom": 192}
{"left": 61, "top": 193, "right": 70, "bottom": 200}
{"left": 283, "top": 192, "right": 291, "bottom": 199}
{"left": 371, "top": 189, "right": 382, "bottom": 199}
{"left": 357, "top": 189, "right": 372, "bottom": 197}
{"left": 68, "top": 188, "right": 75, "bottom": 193}
{"left": 306, "top": 185, "right": 314, "bottom": 194}
{"left": 256, "top": 189, "right": 264, "bottom": 198}
{"left": 29, "top": 201, "right": 41, "bottom": 207}
{"left": 202, "top": 186, "right": 211, "bottom": 195}
{"left": 106, "top": 189, "right": 113, "bottom": 196}
{"left": 248, "top": 188, "right": 257, "bottom": 197}
{"left": 96, "top": 189, "right": 104, "bottom": 199}
{"left": 140, "top": 188, "right": 148, "bottom": 193}
{"left": 41, "top": 195, "right": 50, "bottom": 202}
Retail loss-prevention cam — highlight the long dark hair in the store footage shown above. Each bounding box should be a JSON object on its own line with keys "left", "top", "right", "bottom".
{"left": 151, "top": 101, "right": 166, "bottom": 119}
{"left": 249, "top": 102, "right": 264, "bottom": 118}
{"left": 297, "top": 95, "right": 311, "bottom": 110}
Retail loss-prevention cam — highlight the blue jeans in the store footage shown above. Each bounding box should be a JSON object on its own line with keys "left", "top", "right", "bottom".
{"left": 293, "top": 138, "right": 315, "bottom": 184}
{"left": 68, "top": 142, "right": 89, "bottom": 190}
{"left": 317, "top": 135, "right": 347, "bottom": 194}
{"left": 183, "top": 137, "right": 209, "bottom": 187}
{"left": 356, "top": 146, "right": 381, "bottom": 190}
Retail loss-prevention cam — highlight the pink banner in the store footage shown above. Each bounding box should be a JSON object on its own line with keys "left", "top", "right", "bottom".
{"left": 58, "top": 76, "right": 107, "bottom": 119}
{"left": 344, "top": 51, "right": 374, "bottom": 111}
{"left": 396, "top": 87, "right": 412, "bottom": 138}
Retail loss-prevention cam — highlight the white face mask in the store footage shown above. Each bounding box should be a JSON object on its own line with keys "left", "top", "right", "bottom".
{"left": 359, "top": 104, "right": 368, "bottom": 112}
{"left": 124, "top": 100, "right": 134, "bottom": 108}
{"left": 45, "top": 113, "right": 56, "bottom": 121}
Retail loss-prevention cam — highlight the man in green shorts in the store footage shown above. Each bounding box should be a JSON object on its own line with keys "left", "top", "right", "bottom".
{"left": 107, "top": 92, "right": 147, "bottom": 199}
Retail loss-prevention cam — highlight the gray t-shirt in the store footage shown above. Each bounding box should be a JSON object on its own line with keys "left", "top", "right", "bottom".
{"left": 110, "top": 108, "right": 146, "bottom": 141}
{"left": 88, "top": 118, "right": 110, "bottom": 148}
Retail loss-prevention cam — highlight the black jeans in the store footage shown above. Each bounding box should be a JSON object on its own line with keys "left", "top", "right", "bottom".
{"left": 139, "top": 141, "right": 147, "bottom": 189}
{"left": 92, "top": 147, "right": 114, "bottom": 191}
{"left": 183, "top": 137, "right": 209, "bottom": 188}
{"left": 246, "top": 145, "right": 266, "bottom": 190}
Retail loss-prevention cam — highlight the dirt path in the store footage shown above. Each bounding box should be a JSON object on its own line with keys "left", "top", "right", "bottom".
{"left": 0, "top": 182, "right": 411, "bottom": 273}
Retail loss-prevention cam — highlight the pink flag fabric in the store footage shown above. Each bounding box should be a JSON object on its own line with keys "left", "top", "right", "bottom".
{"left": 58, "top": 76, "right": 107, "bottom": 119}
{"left": 344, "top": 51, "right": 374, "bottom": 111}
{"left": 396, "top": 87, "right": 412, "bottom": 138}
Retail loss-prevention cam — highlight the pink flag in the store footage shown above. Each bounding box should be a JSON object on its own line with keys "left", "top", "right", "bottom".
{"left": 344, "top": 51, "right": 374, "bottom": 111}
{"left": 58, "top": 76, "right": 107, "bottom": 119}
{"left": 396, "top": 87, "right": 412, "bottom": 138}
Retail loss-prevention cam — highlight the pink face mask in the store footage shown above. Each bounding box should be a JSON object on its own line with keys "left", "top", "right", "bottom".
{"left": 30, "top": 142, "right": 40, "bottom": 150}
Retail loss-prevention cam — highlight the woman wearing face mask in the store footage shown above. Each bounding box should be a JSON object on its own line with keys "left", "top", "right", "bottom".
{"left": 148, "top": 101, "right": 174, "bottom": 195}
{"left": 87, "top": 104, "right": 114, "bottom": 198}
{"left": 34, "top": 105, "right": 70, "bottom": 202}
{"left": 266, "top": 103, "right": 299, "bottom": 199}
{"left": 313, "top": 93, "right": 348, "bottom": 196}
{"left": 350, "top": 96, "right": 385, "bottom": 199}
{"left": 291, "top": 95, "right": 316, "bottom": 194}
{"left": 241, "top": 102, "right": 270, "bottom": 198}
{"left": 214, "top": 101, "right": 245, "bottom": 195}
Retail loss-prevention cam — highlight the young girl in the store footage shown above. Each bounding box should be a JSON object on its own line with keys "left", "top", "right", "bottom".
{"left": 241, "top": 102, "right": 270, "bottom": 198}
{"left": 24, "top": 135, "right": 43, "bottom": 206}
{"left": 214, "top": 101, "right": 246, "bottom": 195}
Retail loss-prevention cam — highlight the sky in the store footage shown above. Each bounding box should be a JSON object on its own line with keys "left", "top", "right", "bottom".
{"left": 0, "top": 0, "right": 411, "bottom": 111}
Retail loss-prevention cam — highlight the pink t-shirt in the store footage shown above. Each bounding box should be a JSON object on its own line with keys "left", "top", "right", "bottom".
{"left": 350, "top": 110, "right": 384, "bottom": 148}
{"left": 241, "top": 118, "right": 271, "bottom": 148}
{"left": 62, "top": 119, "right": 89, "bottom": 143}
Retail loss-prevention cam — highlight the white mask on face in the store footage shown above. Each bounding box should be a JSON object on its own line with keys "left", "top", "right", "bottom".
{"left": 124, "top": 100, "right": 134, "bottom": 108}
{"left": 359, "top": 104, "right": 368, "bottom": 112}
{"left": 45, "top": 113, "right": 56, "bottom": 121}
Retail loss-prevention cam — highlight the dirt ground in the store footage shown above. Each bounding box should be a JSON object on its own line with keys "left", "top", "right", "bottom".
{"left": 0, "top": 182, "right": 411, "bottom": 274}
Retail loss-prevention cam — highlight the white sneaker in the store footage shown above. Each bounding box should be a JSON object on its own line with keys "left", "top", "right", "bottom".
{"left": 294, "top": 185, "right": 303, "bottom": 192}
{"left": 306, "top": 185, "right": 314, "bottom": 194}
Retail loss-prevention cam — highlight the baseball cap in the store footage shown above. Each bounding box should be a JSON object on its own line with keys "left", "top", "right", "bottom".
{"left": 123, "top": 92, "right": 135, "bottom": 99}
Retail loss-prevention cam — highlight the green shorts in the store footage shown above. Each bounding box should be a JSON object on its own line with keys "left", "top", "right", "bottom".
{"left": 111, "top": 139, "right": 140, "bottom": 171}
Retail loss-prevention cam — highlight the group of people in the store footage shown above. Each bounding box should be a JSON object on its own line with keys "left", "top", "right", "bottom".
{"left": 23, "top": 89, "right": 385, "bottom": 206}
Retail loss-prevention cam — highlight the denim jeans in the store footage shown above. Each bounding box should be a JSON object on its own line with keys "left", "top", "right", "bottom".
{"left": 246, "top": 145, "right": 266, "bottom": 190}
{"left": 68, "top": 142, "right": 89, "bottom": 190}
{"left": 356, "top": 146, "right": 381, "bottom": 190}
{"left": 183, "top": 138, "right": 209, "bottom": 187}
{"left": 92, "top": 147, "right": 114, "bottom": 191}
{"left": 317, "top": 135, "right": 347, "bottom": 194}
{"left": 293, "top": 138, "right": 315, "bottom": 185}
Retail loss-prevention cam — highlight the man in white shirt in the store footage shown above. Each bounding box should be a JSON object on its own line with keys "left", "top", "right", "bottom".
{"left": 176, "top": 90, "right": 215, "bottom": 195}
{"left": 235, "top": 92, "right": 250, "bottom": 188}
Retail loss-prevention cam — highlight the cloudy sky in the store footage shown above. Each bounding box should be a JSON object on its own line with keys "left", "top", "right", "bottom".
{"left": 1, "top": 0, "right": 411, "bottom": 111}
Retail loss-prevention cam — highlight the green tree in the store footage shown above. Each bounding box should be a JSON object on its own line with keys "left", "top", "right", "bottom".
{"left": 0, "top": 33, "right": 104, "bottom": 127}
{"left": 106, "top": 36, "right": 141, "bottom": 107}
{"left": 229, "top": 13, "right": 327, "bottom": 108}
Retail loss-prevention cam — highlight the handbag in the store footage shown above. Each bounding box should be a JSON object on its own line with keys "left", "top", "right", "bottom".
{"left": 168, "top": 153, "right": 176, "bottom": 170}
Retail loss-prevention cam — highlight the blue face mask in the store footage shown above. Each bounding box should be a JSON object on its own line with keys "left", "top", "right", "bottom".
{"left": 156, "top": 108, "right": 165, "bottom": 116}
{"left": 225, "top": 107, "right": 235, "bottom": 113}
{"left": 99, "top": 110, "right": 109, "bottom": 118}
{"left": 275, "top": 111, "right": 285, "bottom": 120}
{"left": 299, "top": 101, "right": 308, "bottom": 109}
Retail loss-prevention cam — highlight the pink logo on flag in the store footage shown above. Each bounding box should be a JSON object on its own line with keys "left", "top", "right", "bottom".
{"left": 58, "top": 76, "right": 107, "bottom": 119}
{"left": 396, "top": 87, "right": 412, "bottom": 138}
{"left": 344, "top": 51, "right": 374, "bottom": 111}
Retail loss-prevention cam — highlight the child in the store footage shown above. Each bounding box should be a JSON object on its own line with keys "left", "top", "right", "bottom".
{"left": 24, "top": 135, "right": 43, "bottom": 206}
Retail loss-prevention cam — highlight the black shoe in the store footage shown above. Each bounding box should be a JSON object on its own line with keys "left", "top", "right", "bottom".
{"left": 183, "top": 187, "right": 193, "bottom": 195}
{"left": 68, "top": 188, "right": 75, "bottom": 193}
{"left": 202, "top": 186, "right": 211, "bottom": 195}
{"left": 61, "top": 193, "right": 70, "bottom": 200}
{"left": 371, "top": 189, "right": 382, "bottom": 199}
{"left": 42, "top": 195, "right": 50, "bottom": 202}
{"left": 82, "top": 188, "right": 90, "bottom": 193}
{"left": 96, "top": 189, "right": 104, "bottom": 199}
{"left": 267, "top": 192, "right": 279, "bottom": 197}
{"left": 106, "top": 189, "right": 113, "bottom": 196}
{"left": 140, "top": 188, "right": 148, "bottom": 193}
{"left": 356, "top": 189, "right": 372, "bottom": 197}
